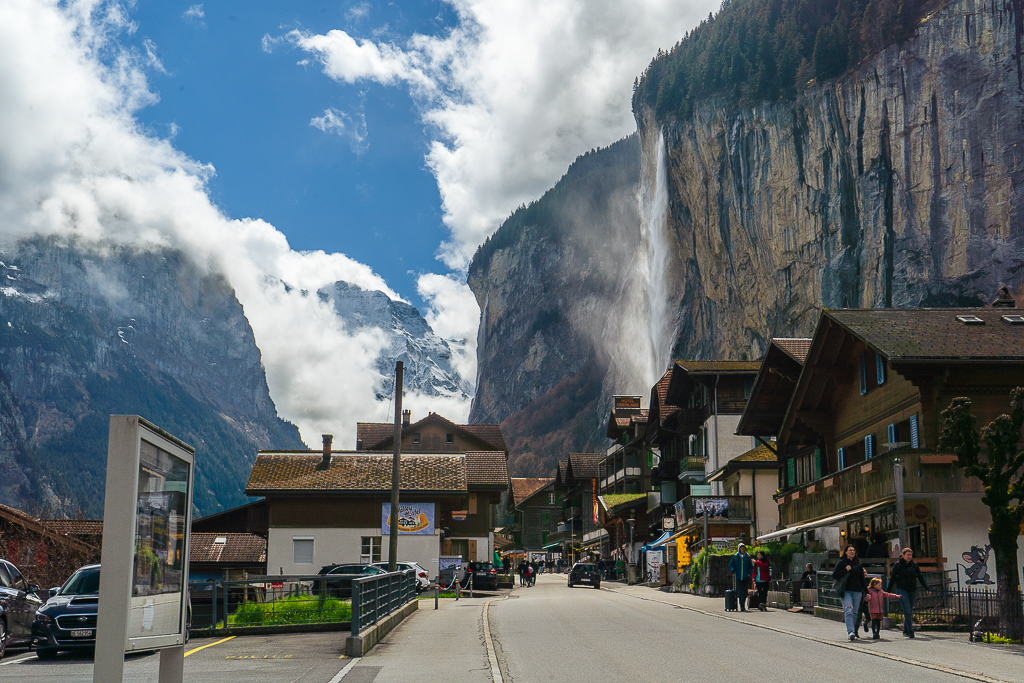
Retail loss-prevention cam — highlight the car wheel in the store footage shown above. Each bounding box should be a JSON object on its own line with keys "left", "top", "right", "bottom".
{"left": 0, "top": 618, "right": 6, "bottom": 660}
{"left": 36, "top": 648, "right": 58, "bottom": 661}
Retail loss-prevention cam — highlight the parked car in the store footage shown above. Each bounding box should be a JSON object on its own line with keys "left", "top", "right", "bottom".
{"left": 567, "top": 563, "right": 601, "bottom": 589}
{"left": 316, "top": 564, "right": 387, "bottom": 598}
{"left": 0, "top": 559, "right": 47, "bottom": 659}
{"left": 32, "top": 564, "right": 192, "bottom": 660}
{"left": 461, "top": 562, "right": 498, "bottom": 591}
{"left": 370, "top": 561, "right": 431, "bottom": 592}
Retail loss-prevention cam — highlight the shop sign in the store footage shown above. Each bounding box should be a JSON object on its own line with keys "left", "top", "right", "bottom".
{"left": 615, "top": 396, "right": 641, "bottom": 410}
{"left": 905, "top": 501, "right": 931, "bottom": 524}
{"left": 382, "top": 502, "right": 436, "bottom": 535}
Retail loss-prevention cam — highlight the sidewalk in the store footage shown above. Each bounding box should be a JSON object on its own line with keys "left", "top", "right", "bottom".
{"left": 604, "top": 583, "right": 1024, "bottom": 683}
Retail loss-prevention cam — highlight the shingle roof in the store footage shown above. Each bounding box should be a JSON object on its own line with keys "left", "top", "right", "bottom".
{"left": 826, "top": 309, "right": 1024, "bottom": 360}
{"left": 190, "top": 533, "right": 266, "bottom": 565}
{"left": 733, "top": 444, "right": 778, "bottom": 463}
{"left": 675, "top": 360, "right": 762, "bottom": 373}
{"left": 652, "top": 368, "right": 677, "bottom": 419}
{"left": 247, "top": 452, "right": 468, "bottom": 493}
{"left": 509, "top": 478, "right": 553, "bottom": 505}
{"left": 568, "top": 452, "right": 603, "bottom": 480}
{"left": 464, "top": 451, "right": 510, "bottom": 488}
{"left": 773, "top": 338, "right": 813, "bottom": 363}
{"left": 462, "top": 425, "right": 508, "bottom": 452}
{"left": 355, "top": 423, "right": 394, "bottom": 448}
{"left": 357, "top": 414, "right": 507, "bottom": 452}
{"left": 41, "top": 520, "right": 104, "bottom": 536}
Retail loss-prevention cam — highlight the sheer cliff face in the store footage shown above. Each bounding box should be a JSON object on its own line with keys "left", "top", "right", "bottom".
{"left": 642, "top": 0, "right": 1024, "bottom": 359}
{"left": 0, "top": 238, "right": 305, "bottom": 515}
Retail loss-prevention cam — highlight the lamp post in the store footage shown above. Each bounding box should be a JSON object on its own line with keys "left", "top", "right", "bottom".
{"left": 627, "top": 512, "right": 636, "bottom": 564}
{"left": 886, "top": 441, "right": 911, "bottom": 550}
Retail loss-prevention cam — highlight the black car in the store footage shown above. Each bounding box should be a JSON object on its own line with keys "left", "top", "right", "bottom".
{"left": 316, "top": 564, "right": 387, "bottom": 598}
{"left": 32, "top": 564, "right": 192, "bottom": 660}
{"left": 0, "top": 559, "right": 46, "bottom": 659}
{"left": 567, "top": 563, "right": 601, "bottom": 589}
{"left": 461, "top": 562, "right": 498, "bottom": 591}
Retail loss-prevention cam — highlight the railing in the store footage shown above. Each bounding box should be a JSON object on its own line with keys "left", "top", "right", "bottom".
{"left": 350, "top": 569, "right": 417, "bottom": 635}
{"left": 676, "top": 495, "right": 752, "bottom": 524}
{"left": 188, "top": 576, "right": 352, "bottom": 630}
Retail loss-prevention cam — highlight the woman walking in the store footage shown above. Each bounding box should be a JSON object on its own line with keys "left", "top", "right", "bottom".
{"left": 864, "top": 577, "right": 901, "bottom": 639}
{"left": 887, "top": 547, "right": 930, "bottom": 637}
{"left": 833, "top": 544, "right": 868, "bottom": 640}
{"left": 752, "top": 551, "right": 771, "bottom": 611}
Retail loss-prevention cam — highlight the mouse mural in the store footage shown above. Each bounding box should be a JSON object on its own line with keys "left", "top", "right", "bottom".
{"left": 960, "top": 545, "right": 994, "bottom": 585}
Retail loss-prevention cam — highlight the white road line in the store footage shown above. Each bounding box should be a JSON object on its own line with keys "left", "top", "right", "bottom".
{"left": 481, "top": 599, "right": 504, "bottom": 683}
{"left": 327, "top": 656, "right": 361, "bottom": 682}
{"left": 603, "top": 585, "right": 1011, "bottom": 683}
{"left": 0, "top": 653, "right": 36, "bottom": 666}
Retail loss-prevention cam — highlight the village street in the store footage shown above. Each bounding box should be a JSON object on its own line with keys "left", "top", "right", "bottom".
{"left": 3, "top": 573, "right": 1021, "bottom": 683}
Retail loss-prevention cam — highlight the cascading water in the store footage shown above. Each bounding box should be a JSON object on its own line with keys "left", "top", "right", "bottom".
{"left": 637, "top": 129, "right": 673, "bottom": 389}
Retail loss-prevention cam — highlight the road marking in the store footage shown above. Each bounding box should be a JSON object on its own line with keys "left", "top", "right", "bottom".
{"left": 183, "top": 635, "right": 235, "bottom": 657}
{"left": 482, "top": 599, "right": 505, "bottom": 683}
{"left": 327, "top": 656, "right": 361, "bottom": 682}
{"left": 0, "top": 653, "right": 36, "bottom": 666}
{"left": 602, "top": 586, "right": 1011, "bottom": 683}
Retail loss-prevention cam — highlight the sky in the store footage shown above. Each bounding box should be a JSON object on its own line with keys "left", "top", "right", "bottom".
{"left": 0, "top": 0, "right": 716, "bottom": 447}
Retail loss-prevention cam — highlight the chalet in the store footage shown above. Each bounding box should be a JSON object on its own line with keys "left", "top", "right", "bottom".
{"left": 189, "top": 533, "right": 267, "bottom": 582}
{"left": 356, "top": 410, "right": 508, "bottom": 457}
{"left": 749, "top": 307, "right": 1024, "bottom": 585}
{"left": 0, "top": 504, "right": 98, "bottom": 588}
{"left": 246, "top": 434, "right": 509, "bottom": 576}
{"left": 601, "top": 396, "right": 650, "bottom": 497}
{"left": 551, "top": 453, "right": 604, "bottom": 561}
{"left": 506, "top": 478, "right": 559, "bottom": 553}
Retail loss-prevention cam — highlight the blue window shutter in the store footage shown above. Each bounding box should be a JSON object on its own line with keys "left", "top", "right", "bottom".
{"left": 888, "top": 423, "right": 897, "bottom": 445}
{"left": 813, "top": 449, "right": 822, "bottom": 479}
{"left": 910, "top": 415, "right": 920, "bottom": 448}
{"left": 787, "top": 458, "right": 795, "bottom": 487}
{"left": 865, "top": 434, "right": 875, "bottom": 459}
{"left": 859, "top": 352, "right": 868, "bottom": 395}
{"left": 838, "top": 447, "right": 845, "bottom": 470}
{"left": 876, "top": 353, "right": 886, "bottom": 385}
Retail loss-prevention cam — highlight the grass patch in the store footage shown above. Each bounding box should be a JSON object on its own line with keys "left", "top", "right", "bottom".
{"left": 227, "top": 595, "right": 351, "bottom": 626}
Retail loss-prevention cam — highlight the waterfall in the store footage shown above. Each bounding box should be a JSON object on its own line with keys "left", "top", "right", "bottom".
{"left": 636, "top": 129, "right": 673, "bottom": 388}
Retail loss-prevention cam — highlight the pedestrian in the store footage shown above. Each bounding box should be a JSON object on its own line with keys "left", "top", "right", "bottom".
{"left": 887, "top": 547, "right": 931, "bottom": 638}
{"left": 615, "top": 558, "right": 625, "bottom": 580}
{"left": 596, "top": 556, "right": 606, "bottom": 580}
{"left": 752, "top": 550, "right": 770, "bottom": 611}
{"left": 728, "top": 543, "right": 754, "bottom": 612}
{"left": 524, "top": 562, "right": 534, "bottom": 587}
{"left": 864, "top": 577, "right": 901, "bottom": 639}
{"left": 854, "top": 529, "right": 870, "bottom": 558}
{"left": 800, "top": 563, "right": 816, "bottom": 589}
{"left": 865, "top": 533, "right": 889, "bottom": 559}
{"left": 517, "top": 560, "right": 527, "bottom": 587}
{"left": 833, "top": 544, "right": 868, "bottom": 640}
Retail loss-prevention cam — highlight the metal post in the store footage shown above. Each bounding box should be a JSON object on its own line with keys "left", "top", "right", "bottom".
{"left": 351, "top": 579, "right": 361, "bottom": 635}
{"left": 435, "top": 584, "right": 438, "bottom": 610}
{"left": 211, "top": 579, "right": 217, "bottom": 628}
{"left": 893, "top": 456, "right": 907, "bottom": 550}
{"left": 470, "top": 574, "right": 474, "bottom": 598}
{"left": 456, "top": 577, "right": 461, "bottom": 600}
{"left": 388, "top": 361, "right": 404, "bottom": 573}
{"left": 703, "top": 511, "right": 709, "bottom": 555}
{"left": 222, "top": 583, "right": 228, "bottom": 629}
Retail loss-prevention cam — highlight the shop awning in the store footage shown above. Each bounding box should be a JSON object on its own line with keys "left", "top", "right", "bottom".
{"left": 541, "top": 542, "right": 562, "bottom": 550}
{"left": 641, "top": 530, "right": 674, "bottom": 552}
{"left": 648, "top": 529, "right": 688, "bottom": 548}
{"left": 756, "top": 500, "right": 893, "bottom": 543}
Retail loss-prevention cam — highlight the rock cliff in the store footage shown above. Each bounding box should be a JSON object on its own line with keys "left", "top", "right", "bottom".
{"left": 0, "top": 238, "right": 305, "bottom": 516}
{"left": 639, "top": 0, "right": 1024, "bottom": 359}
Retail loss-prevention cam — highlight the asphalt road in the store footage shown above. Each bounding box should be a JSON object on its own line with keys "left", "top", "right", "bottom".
{"left": 3, "top": 575, "right": 1021, "bottom": 682}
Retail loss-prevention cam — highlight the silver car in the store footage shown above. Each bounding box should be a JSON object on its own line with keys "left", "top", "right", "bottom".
{"left": 370, "top": 562, "right": 431, "bottom": 592}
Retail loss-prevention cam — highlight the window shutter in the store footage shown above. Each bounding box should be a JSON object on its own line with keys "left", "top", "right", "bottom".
{"left": 910, "top": 414, "right": 920, "bottom": 448}
{"left": 876, "top": 353, "right": 886, "bottom": 385}
{"left": 865, "top": 434, "right": 875, "bottom": 459}
{"left": 292, "top": 538, "right": 314, "bottom": 565}
{"left": 787, "top": 458, "right": 796, "bottom": 487}
{"left": 468, "top": 539, "right": 478, "bottom": 561}
{"left": 813, "top": 449, "right": 822, "bottom": 479}
{"left": 838, "top": 447, "right": 846, "bottom": 470}
{"left": 888, "top": 423, "right": 897, "bottom": 445}
{"left": 468, "top": 493, "right": 478, "bottom": 515}
{"left": 859, "top": 352, "right": 868, "bottom": 395}
{"left": 442, "top": 539, "right": 452, "bottom": 556}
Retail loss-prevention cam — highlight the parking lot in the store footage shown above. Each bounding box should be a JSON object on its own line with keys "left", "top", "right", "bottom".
{"left": 0, "top": 632, "right": 354, "bottom": 682}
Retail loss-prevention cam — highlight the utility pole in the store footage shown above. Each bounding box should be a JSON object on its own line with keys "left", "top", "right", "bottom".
{"left": 388, "top": 361, "right": 404, "bottom": 573}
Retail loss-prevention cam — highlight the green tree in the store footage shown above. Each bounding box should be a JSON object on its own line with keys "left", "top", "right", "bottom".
{"left": 940, "top": 389, "right": 1024, "bottom": 640}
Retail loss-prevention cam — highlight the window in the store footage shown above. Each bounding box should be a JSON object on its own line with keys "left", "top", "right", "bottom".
{"left": 865, "top": 434, "right": 875, "bottom": 459}
{"left": 412, "top": 433, "right": 420, "bottom": 444}
{"left": 838, "top": 447, "right": 846, "bottom": 470}
{"left": 956, "top": 314, "right": 984, "bottom": 325}
{"left": 293, "top": 537, "right": 314, "bottom": 565}
{"left": 876, "top": 354, "right": 886, "bottom": 385}
{"left": 0, "top": 561, "right": 12, "bottom": 587}
{"left": 548, "top": 492, "right": 556, "bottom": 505}
{"left": 542, "top": 511, "right": 550, "bottom": 525}
{"left": 910, "top": 414, "right": 920, "bottom": 448}
{"left": 445, "top": 433, "right": 454, "bottom": 444}
{"left": 859, "top": 352, "right": 868, "bottom": 395}
{"left": 887, "top": 423, "right": 898, "bottom": 445}
{"left": 361, "top": 536, "right": 382, "bottom": 564}
{"left": 743, "top": 377, "right": 754, "bottom": 399}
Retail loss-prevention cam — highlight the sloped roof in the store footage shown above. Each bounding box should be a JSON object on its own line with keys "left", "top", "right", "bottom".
{"left": 599, "top": 493, "right": 646, "bottom": 513}
{"left": 674, "top": 360, "right": 762, "bottom": 374}
{"left": 826, "top": 309, "right": 1024, "bottom": 360}
{"left": 773, "top": 338, "right": 812, "bottom": 363}
{"left": 464, "top": 451, "right": 510, "bottom": 488}
{"left": 41, "top": 520, "right": 103, "bottom": 536}
{"left": 567, "top": 452, "right": 603, "bottom": 481}
{"left": 708, "top": 443, "right": 779, "bottom": 482}
{"left": 733, "top": 444, "right": 778, "bottom": 463}
{"left": 356, "top": 413, "right": 507, "bottom": 452}
{"left": 510, "top": 478, "right": 554, "bottom": 506}
{"left": 0, "top": 504, "right": 97, "bottom": 554}
{"left": 247, "top": 452, "right": 468, "bottom": 493}
{"left": 190, "top": 533, "right": 266, "bottom": 565}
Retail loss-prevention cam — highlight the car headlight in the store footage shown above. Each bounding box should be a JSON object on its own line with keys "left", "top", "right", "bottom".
{"left": 34, "top": 613, "right": 54, "bottom": 624}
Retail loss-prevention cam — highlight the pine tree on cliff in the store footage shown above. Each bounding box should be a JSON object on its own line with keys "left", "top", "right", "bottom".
{"left": 940, "top": 389, "right": 1024, "bottom": 640}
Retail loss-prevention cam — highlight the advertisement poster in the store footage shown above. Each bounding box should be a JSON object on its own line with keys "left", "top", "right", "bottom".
{"left": 382, "top": 502, "right": 436, "bottom": 535}
{"left": 645, "top": 549, "right": 663, "bottom": 582}
{"left": 694, "top": 498, "right": 729, "bottom": 518}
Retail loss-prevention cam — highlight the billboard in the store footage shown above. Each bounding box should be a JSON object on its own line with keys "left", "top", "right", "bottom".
{"left": 382, "top": 502, "right": 436, "bottom": 535}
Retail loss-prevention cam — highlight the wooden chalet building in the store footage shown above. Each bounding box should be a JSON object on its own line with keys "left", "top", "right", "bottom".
{"left": 356, "top": 410, "right": 508, "bottom": 458}
{"left": 551, "top": 453, "right": 604, "bottom": 562}
{"left": 506, "top": 478, "right": 559, "bottom": 554}
{"left": 743, "top": 307, "right": 1024, "bottom": 585}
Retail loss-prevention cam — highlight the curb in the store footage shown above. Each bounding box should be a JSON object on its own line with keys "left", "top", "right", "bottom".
{"left": 191, "top": 620, "right": 350, "bottom": 638}
{"left": 345, "top": 600, "right": 419, "bottom": 657}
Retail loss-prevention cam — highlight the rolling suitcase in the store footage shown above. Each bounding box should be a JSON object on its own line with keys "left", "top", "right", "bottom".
{"left": 725, "top": 589, "right": 738, "bottom": 611}
{"left": 747, "top": 591, "right": 761, "bottom": 610}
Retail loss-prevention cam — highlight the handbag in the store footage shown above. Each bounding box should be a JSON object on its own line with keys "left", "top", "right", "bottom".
{"left": 834, "top": 569, "right": 850, "bottom": 598}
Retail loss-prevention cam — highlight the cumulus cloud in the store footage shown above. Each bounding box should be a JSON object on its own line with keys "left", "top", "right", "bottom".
{"left": 182, "top": 4, "right": 204, "bottom": 24}
{"left": 309, "top": 107, "right": 368, "bottom": 153}
{"left": 346, "top": 2, "right": 371, "bottom": 22}
{"left": 0, "top": 0, "right": 460, "bottom": 446}
{"left": 416, "top": 273, "right": 479, "bottom": 386}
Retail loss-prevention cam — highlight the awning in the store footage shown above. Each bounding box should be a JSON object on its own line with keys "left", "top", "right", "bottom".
{"left": 641, "top": 530, "right": 673, "bottom": 552}
{"left": 648, "top": 529, "right": 688, "bottom": 548}
{"left": 756, "top": 500, "right": 893, "bottom": 543}
{"left": 541, "top": 542, "right": 562, "bottom": 550}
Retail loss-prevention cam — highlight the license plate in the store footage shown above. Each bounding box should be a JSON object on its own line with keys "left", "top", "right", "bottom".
{"left": 70, "top": 629, "right": 94, "bottom": 638}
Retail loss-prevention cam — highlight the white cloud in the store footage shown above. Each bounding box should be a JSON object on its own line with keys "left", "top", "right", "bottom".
{"left": 0, "top": 0, "right": 451, "bottom": 447}
{"left": 309, "top": 107, "right": 368, "bottom": 153}
{"left": 182, "top": 4, "right": 204, "bottom": 22}
{"left": 416, "top": 273, "right": 478, "bottom": 386}
{"left": 346, "top": 2, "right": 371, "bottom": 22}
{"left": 142, "top": 38, "right": 168, "bottom": 74}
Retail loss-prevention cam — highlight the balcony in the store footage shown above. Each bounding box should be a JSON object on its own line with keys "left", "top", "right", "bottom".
{"left": 777, "top": 448, "right": 985, "bottom": 527}
{"left": 678, "top": 456, "right": 707, "bottom": 483}
{"left": 675, "top": 495, "right": 752, "bottom": 526}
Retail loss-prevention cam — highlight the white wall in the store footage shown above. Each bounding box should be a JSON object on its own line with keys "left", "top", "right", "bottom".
{"left": 752, "top": 469, "right": 780, "bottom": 539}
{"left": 267, "top": 527, "right": 440, "bottom": 577}
{"left": 706, "top": 414, "right": 755, "bottom": 493}
{"left": 938, "top": 496, "right": 1024, "bottom": 588}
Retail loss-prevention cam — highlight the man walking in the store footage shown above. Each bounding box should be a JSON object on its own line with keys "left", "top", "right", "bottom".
{"left": 728, "top": 543, "right": 754, "bottom": 611}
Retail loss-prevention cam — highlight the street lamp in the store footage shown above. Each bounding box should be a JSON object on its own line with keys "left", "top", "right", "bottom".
{"left": 627, "top": 512, "right": 636, "bottom": 565}
{"left": 886, "top": 441, "right": 911, "bottom": 549}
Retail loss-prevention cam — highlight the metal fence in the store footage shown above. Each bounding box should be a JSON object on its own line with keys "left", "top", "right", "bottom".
{"left": 350, "top": 569, "right": 417, "bottom": 635}
{"left": 188, "top": 576, "right": 352, "bottom": 630}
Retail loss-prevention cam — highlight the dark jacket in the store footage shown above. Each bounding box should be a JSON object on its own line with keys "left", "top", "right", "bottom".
{"left": 729, "top": 552, "right": 753, "bottom": 581}
{"left": 833, "top": 558, "right": 867, "bottom": 593}
{"left": 888, "top": 558, "right": 929, "bottom": 593}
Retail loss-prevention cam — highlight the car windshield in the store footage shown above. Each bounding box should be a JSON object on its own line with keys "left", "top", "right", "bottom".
{"left": 574, "top": 564, "right": 596, "bottom": 572}
{"left": 474, "top": 563, "right": 494, "bottom": 571}
{"left": 325, "top": 566, "right": 366, "bottom": 575}
{"left": 61, "top": 567, "right": 100, "bottom": 595}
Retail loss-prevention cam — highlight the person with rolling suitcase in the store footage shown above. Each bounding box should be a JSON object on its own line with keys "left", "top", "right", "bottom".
{"left": 725, "top": 589, "right": 738, "bottom": 611}
{"left": 728, "top": 543, "right": 753, "bottom": 612}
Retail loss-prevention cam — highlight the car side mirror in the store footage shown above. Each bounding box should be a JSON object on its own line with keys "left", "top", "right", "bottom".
{"left": 28, "top": 583, "right": 40, "bottom": 592}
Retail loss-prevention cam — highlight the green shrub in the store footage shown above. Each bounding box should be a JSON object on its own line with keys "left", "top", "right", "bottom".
{"left": 226, "top": 595, "right": 351, "bottom": 627}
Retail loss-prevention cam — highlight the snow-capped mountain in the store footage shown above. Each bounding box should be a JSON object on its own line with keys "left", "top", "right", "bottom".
{"left": 319, "top": 281, "right": 472, "bottom": 401}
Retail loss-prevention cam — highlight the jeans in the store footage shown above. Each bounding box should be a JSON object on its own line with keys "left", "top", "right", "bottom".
{"left": 841, "top": 591, "right": 864, "bottom": 634}
{"left": 897, "top": 588, "right": 916, "bottom": 634}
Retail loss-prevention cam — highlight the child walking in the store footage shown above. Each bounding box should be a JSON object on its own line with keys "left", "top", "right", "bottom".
{"left": 865, "top": 577, "right": 901, "bottom": 639}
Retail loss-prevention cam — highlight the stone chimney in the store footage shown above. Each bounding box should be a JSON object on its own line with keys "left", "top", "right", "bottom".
{"left": 402, "top": 409, "right": 411, "bottom": 425}
{"left": 316, "top": 434, "right": 333, "bottom": 470}
{"left": 992, "top": 286, "right": 1017, "bottom": 308}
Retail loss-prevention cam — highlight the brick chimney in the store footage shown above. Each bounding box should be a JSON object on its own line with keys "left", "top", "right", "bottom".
{"left": 402, "top": 409, "right": 411, "bottom": 425}
{"left": 316, "top": 434, "right": 333, "bottom": 470}
{"left": 992, "top": 286, "right": 1017, "bottom": 308}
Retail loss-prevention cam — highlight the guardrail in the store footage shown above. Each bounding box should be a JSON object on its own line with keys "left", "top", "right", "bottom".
{"left": 351, "top": 569, "right": 417, "bottom": 635}
{"left": 188, "top": 575, "right": 348, "bottom": 630}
